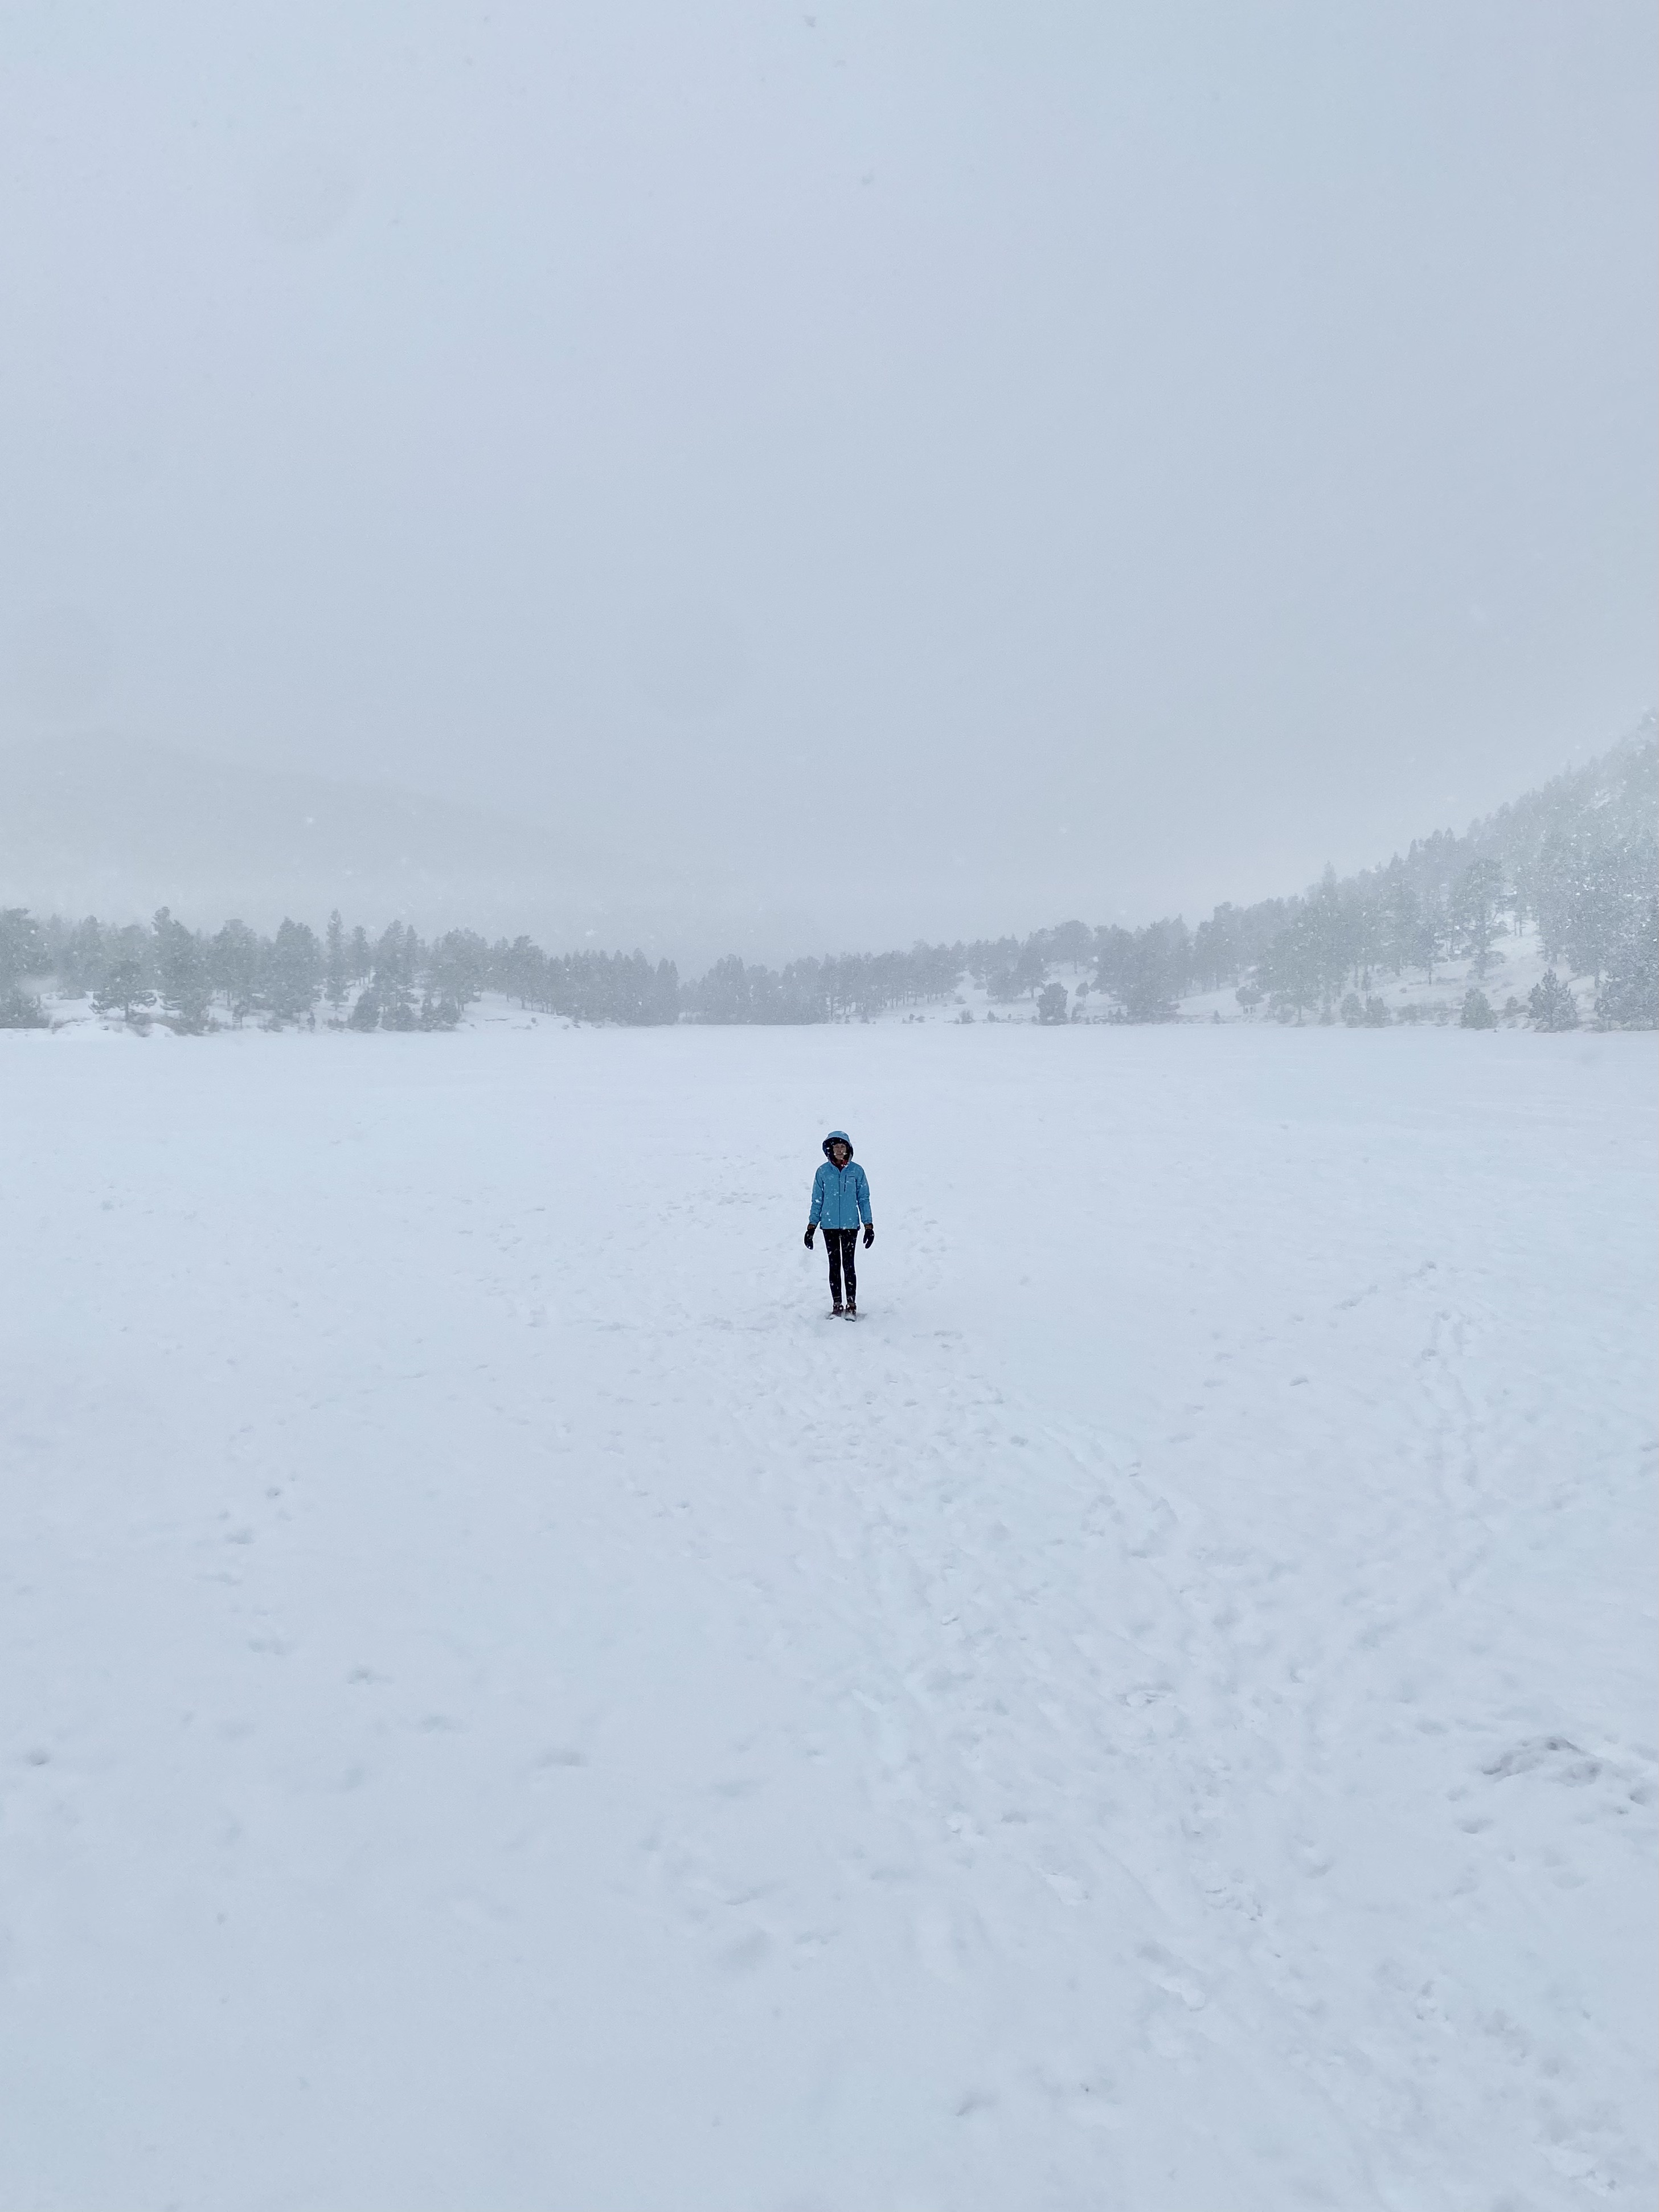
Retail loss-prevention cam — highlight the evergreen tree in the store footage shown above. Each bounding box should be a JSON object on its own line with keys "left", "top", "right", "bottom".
{"left": 1452, "top": 856, "right": 1505, "bottom": 976}
{"left": 371, "top": 952, "right": 417, "bottom": 1028}
{"left": 426, "top": 929, "right": 490, "bottom": 1012}
{"left": 153, "top": 907, "right": 213, "bottom": 1031}
{"left": 211, "top": 920, "right": 264, "bottom": 1024}
{"left": 1411, "top": 896, "right": 1445, "bottom": 984}
{"left": 418, "top": 986, "right": 462, "bottom": 1030}
{"left": 1095, "top": 920, "right": 1186, "bottom": 1021}
{"left": 1595, "top": 896, "right": 1658, "bottom": 1027}
{"left": 693, "top": 956, "right": 753, "bottom": 1023}
{"left": 324, "top": 911, "right": 349, "bottom": 1007}
{"left": 266, "top": 920, "right": 321, "bottom": 1025}
{"left": 0, "top": 909, "right": 51, "bottom": 1027}
{"left": 1527, "top": 971, "right": 1579, "bottom": 1031}
{"left": 0, "top": 907, "right": 48, "bottom": 990}
{"left": 1379, "top": 868, "right": 1420, "bottom": 977}
{"left": 59, "top": 916, "right": 108, "bottom": 998}
{"left": 93, "top": 957, "right": 155, "bottom": 1021}
{"left": 1259, "top": 911, "right": 1325, "bottom": 1023}
{"left": 374, "top": 921, "right": 416, "bottom": 990}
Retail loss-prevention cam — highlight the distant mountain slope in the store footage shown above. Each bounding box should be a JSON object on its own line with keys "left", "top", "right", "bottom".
{"left": 0, "top": 734, "right": 833, "bottom": 964}
{"left": 0, "top": 734, "right": 613, "bottom": 939}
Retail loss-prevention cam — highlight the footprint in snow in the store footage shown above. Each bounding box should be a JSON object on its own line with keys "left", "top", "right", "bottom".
{"left": 1483, "top": 1735, "right": 1600, "bottom": 1784}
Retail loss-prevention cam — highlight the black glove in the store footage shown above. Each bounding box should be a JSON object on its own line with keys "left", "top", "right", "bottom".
{"left": 804, "top": 1226, "right": 815, "bottom": 1248}
{"left": 863, "top": 1223, "right": 874, "bottom": 1249}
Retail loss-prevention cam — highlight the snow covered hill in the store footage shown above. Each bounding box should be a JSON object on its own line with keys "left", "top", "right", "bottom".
{"left": 884, "top": 916, "right": 1591, "bottom": 1029}
{"left": 2, "top": 1021, "right": 1654, "bottom": 2210}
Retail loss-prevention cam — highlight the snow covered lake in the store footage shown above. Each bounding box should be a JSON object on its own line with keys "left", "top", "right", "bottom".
{"left": 3, "top": 1020, "right": 1654, "bottom": 2211}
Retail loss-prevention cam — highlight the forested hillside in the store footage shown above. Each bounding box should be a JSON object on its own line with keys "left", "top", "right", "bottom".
{"left": 4, "top": 723, "right": 1654, "bottom": 1033}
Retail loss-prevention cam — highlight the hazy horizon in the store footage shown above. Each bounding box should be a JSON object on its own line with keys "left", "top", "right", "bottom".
{"left": 0, "top": 712, "right": 1651, "bottom": 968}
{"left": 3, "top": 1, "right": 1654, "bottom": 956}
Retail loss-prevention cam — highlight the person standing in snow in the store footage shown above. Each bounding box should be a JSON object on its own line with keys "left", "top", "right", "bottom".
{"left": 804, "top": 1129, "right": 873, "bottom": 1317}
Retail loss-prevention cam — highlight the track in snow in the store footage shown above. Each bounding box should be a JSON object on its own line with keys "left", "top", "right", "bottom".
{"left": 2, "top": 1021, "right": 1654, "bottom": 2210}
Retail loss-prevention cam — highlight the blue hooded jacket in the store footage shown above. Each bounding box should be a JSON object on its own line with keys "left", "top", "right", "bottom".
{"left": 809, "top": 1130, "right": 872, "bottom": 1231}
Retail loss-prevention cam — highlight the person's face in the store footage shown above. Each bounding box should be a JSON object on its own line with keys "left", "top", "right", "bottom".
{"left": 831, "top": 1144, "right": 850, "bottom": 1167}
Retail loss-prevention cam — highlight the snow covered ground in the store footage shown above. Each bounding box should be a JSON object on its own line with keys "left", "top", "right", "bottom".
{"left": 2, "top": 1019, "right": 1654, "bottom": 2211}
{"left": 1170, "top": 921, "right": 1595, "bottom": 1030}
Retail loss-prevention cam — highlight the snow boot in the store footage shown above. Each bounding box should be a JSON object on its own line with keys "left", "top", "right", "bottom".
{"left": 830, "top": 1301, "right": 845, "bottom": 1317}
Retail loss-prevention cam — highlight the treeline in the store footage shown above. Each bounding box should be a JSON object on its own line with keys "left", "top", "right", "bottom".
{"left": 1, "top": 726, "right": 1653, "bottom": 1033}
{"left": 0, "top": 907, "right": 679, "bottom": 1033}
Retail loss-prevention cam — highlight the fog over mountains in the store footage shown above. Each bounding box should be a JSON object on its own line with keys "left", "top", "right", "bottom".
{"left": 0, "top": 733, "right": 827, "bottom": 966}
{"left": 4, "top": 716, "right": 1653, "bottom": 976}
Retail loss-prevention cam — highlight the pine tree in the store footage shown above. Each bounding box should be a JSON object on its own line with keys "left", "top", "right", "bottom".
{"left": 1452, "top": 856, "right": 1505, "bottom": 976}
{"left": 211, "top": 920, "right": 263, "bottom": 1024}
{"left": 0, "top": 908, "right": 47, "bottom": 992}
{"left": 153, "top": 907, "right": 213, "bottom": 1031}
{"left": 1380, "top": 869, "right": 1420, "bottom": 978}
{"left": 1259, "top": 911, "right": 1325, "bottom": 1023}
{"left": 1594, "top": 896, "right": 1657, "bottom": 1027}
{"left": 59, "top": 916, "right": 108, "bottom": 998}
{"left": 1527, "top": 971, "right": 1579, "bottom": 1031}
{"left": 324, "top": 911, "right": 349, "bottom": 1007}
{"left": 266, "top": 920, "right": 321, "bottom": 1026}
{"left": 0, "top": 915, "right": 50, "bottom": 1026}
{"left": 93, "top": 958, "right": 155, "bottom": 1021}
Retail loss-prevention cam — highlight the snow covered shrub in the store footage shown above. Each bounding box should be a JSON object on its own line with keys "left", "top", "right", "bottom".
{"left": 1527, "top": 972, "right": 1579, "bottom": 1031}
{"left": 1340, "top": 992, "right": 1364, "bottom": 1026}
{"left": 1035, "top": 982, "right": 1068, "bottom": 1024}
{"left": 347, "top": 988, "right": 380, "bottom": 1031}
{"left": 0, "top": 986, "right": 49, "bottom": 1028}
{"left": 1460, "top": 988, "right": 1497, "bottom": 1029}
{"left": 1362, "top": 996, "right": 1391, "bottom": 1026}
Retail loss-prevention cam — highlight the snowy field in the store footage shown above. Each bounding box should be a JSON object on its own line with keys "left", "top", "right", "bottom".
{"left": 3, "top": 1020, "right": 1654, "bottom": 2212}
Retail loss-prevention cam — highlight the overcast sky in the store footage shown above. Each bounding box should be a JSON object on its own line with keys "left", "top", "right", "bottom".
{"left": 2, "top": 0, "right": 1654, "bottom": 951}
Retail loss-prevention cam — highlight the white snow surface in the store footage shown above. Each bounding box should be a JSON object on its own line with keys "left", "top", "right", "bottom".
{"left": 3, "top": 1021, "right": 1654, "bottom": 2211}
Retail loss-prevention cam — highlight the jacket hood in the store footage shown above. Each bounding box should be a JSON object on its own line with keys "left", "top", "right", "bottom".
{"left": 822, "top": 1130, "right": 853, "bottom": 1160}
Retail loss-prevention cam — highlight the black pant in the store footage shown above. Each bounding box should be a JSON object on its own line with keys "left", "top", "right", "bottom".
{"left": 824, "top": 1227, "right": 859, "bottom": 1306}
